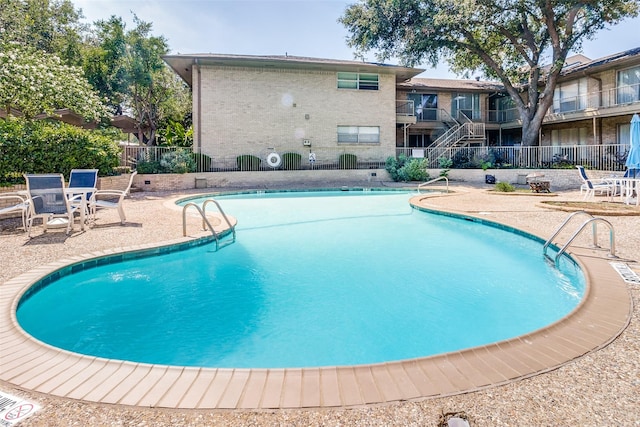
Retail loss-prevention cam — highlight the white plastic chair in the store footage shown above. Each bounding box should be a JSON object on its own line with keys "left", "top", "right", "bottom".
{"left": 576, "top": 166, "right": 617, "bottom": 200}
{"left": 89, "top": 171, "right": 137, "bottom": 224}
{"left": 0, "top": 193, "right": 30, "bottom": 231}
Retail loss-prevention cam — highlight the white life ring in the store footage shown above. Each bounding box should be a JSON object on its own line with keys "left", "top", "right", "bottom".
{"left": 266, "top": 152, "right": 282, "bottom": 168}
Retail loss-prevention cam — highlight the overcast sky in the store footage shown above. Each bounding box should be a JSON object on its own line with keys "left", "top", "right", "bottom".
{"left": 71, "top": 0, "right": 640, "bottom": 79}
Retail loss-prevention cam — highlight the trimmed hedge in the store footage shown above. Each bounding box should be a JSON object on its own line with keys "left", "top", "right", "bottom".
{"left": 282, "top": 152, "right": 302, "bottom": 170}
{"left": 236, "top": 154, "right": 261, "bottom": 171}
{"left": 338, "top": 153, "right": 357, "bottom": 169}
{"left": 0, "top": 119, "right": 120, "bottom": 184}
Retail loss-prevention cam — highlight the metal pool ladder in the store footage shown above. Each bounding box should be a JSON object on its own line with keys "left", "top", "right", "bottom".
{"left": 418, "top": 176, "right": 449, "bottom": 194}
{"left": 543, "top": 211, "right": 616, "bottom": 266}
{"left": 182, "top": 199, "right": 236, "bottom": 250}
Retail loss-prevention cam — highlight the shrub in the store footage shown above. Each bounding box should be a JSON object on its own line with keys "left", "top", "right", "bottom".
{"left": 385, "top": 154, "right": 429, "bottom": 182}
{"left": 135, "top": 160, "right": 163, "bottom": 174}
{"left": 438, "top": 156, "right": 453, "bottom": 177}
{"left": 160, "top": 149, "right": 196, "bottom": 174}
{"left": 0, "top": 118, "right": 120, "bottom": 184}
{"left": 494, "top": 181, "right": 515, "bottom": 192}
{"left": 338, "top": 153, "right": 357, "bottom": 169}
{"left": 281, "top": 152, "right": 302, "bottom": 170}
{"left": 193, "top": 152, "right": 212, "bottom": 172}
{"left": 236, "top": 154, "right": 261, "bottom": 171}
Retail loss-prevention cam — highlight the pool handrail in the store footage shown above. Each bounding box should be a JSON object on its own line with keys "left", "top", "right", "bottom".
{"left": 182, "top": 199, "right": 236, "bottom": 250}
{"left": 543, "top": 211, "right": 617, "bottom": 266}
{"left": 418, "top": 176, "right": 449, "bottom": 194}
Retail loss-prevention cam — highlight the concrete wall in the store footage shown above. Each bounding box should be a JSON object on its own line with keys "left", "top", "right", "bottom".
{"left": 131, "top": 167, "right": 614, "bottom": 192}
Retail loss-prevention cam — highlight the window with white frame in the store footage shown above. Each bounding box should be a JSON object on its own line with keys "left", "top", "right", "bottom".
{"left": 337, "top": 126, "right": 380, "bottom": 143}
{"left": 337, "top": 72, "right": 379, "bottom": 90}
{"left": 617, "top": 65, "right": 640, "bottom": 104}
{"left": 553, "top": 78, "right": 587, "bottom": 112}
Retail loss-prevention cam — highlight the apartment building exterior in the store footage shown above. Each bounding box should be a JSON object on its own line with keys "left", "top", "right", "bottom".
{"left": 164, "top": 47, "right": 640, "bottom": 171}
{"left": 163, "top": 54, "right": 422, "bottom": 170}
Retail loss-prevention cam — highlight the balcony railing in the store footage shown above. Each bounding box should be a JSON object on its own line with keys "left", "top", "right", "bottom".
{"left": 488, "top": 82, "right": 640, "bottom": 123}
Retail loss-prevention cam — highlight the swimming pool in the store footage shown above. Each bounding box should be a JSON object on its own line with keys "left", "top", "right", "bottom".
{"left": 16, "top": 190, "right": 585, "bottom": 369}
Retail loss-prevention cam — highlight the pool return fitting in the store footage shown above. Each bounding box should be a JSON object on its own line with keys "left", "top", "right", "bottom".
{"left": 182, "top": 199, "right": 236, "bottom": 250}
{"left": 543, "top": 211, "right": 616, "bottom": 266}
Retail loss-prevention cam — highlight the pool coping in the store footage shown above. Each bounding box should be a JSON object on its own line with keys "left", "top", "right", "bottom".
{"left": 0, "top": 198, "right": 632, "bottom": 410}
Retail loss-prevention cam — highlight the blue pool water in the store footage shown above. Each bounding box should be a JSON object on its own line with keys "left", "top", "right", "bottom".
{"left": 17, "top": 190, "right": 585, "bottom": 368}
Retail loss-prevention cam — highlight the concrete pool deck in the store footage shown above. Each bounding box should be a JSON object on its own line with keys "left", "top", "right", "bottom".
{"left": 1, "top": 183, "right": 639, "bottom": 425}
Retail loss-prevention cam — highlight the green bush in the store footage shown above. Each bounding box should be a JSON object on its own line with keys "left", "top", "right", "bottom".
{"left": 494, "top": 181, "right": 515, "bottom": 192}
{"left": 338, "top": 153, "right": 357, "bottom": 169}
{"left": 236, "top": 154, "right": 261, "bottom": 171}
{"left": 193, "top": 153, "right": 212, "bottom": 172}
{"left": 0, "top": 119, "right": 120, "bottom": 184}
{"left": 135, "top": 160, "right": 163, "bottom": 174}
{"left": 282, "top": 152, "right": 302, "bottom": 170}
{"left": 385, "top": 154, "right": 429, "bottom": 182}
{"left": 160, "top": 149, "right": 196, "bottom": 174}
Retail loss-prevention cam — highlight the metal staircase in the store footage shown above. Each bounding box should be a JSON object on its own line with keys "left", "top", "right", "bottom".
{"left": 426, "top": 111, "right": 486, "bottom": 167}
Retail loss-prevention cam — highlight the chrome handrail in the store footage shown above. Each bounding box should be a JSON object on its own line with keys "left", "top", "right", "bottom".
{"left": 182, "top": 199, "right": 236, "bottom": 250}
{"left": 543, "top": 211, "right": 616, "bottom": 266}
{"left": 418, "top": 176, "right": 449, "bottom": 194}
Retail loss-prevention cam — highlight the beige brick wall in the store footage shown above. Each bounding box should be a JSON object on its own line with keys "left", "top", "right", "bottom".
{"left": 196, "top": 65, "right": 397, "bottom": 163}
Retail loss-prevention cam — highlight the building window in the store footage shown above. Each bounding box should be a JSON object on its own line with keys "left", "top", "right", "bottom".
{"left": 451, "top": 93, "right": 481, "bottom": 120}
{"left": 408, "top": 93, "right": 438, "bottom": 120}
{"left": 553, "top": 78, "right": 587, "bottom": 112}
{"left": 618, "top": 123, "right": 631, "bottom": 145}
{"left": 337, "top": 72, "right": 379, "bottom": 90}
{"left": 337, "top": 126, "right": 380, "bottom": 143}
{"left": 551, "top": 127, "right": 588, "bottom": 146}
{"left": 617, "top": 66, "right": 640, "bottom": 104}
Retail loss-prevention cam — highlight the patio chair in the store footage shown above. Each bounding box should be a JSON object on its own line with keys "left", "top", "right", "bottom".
{"left": 24, "top": 174, "right": 79, "bottom": 236}
{"left": 89, "top": 171, "right": 137, "bottom": 224}
{"left": 0, "top": 193, "right": 30, "bottom": 231}
{"left": 68, "top": 168, "right": 98, "bottom": 217}
{"left": 576, "top": 165, "right": 617, "bottom": 200}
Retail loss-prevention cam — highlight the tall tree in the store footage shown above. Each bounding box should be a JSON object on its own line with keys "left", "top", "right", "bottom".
{"left": 0, "top": 0, "right": 86, "bottom": 66}
{"left": 83, "top": 15, "right": 191, "bottom": 145}
{"left": 340, "top": 0, "right": 639, "bottom": 146}
{"left": 82, "top": 16, "right": 129, "bottom": 115}
{"left": 0, "top": 44, "right": 107, "bottom": 121}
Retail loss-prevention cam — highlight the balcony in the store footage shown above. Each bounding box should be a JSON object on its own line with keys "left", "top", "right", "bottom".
{"left": 488, "top": 82, "right": 640, "bottom": 124}
{"left": 396, "top": 100, "right": 416, "bottom": 124}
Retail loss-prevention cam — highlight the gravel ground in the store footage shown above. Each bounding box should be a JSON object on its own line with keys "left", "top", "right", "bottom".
{"left": 1, "top": 183, "right": 639, "bottom": 426}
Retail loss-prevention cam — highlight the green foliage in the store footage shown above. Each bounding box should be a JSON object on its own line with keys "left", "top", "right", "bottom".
{"left": 159, "top": 148, "right": 195, "bottom": 174}
{"left": 0, "top": 45, "right": 108, "bottom": 121}
{"left": 481, "top": 160, "right": 493, "bottom": 171}
{"left": 494, "top": 181, "right": 515, "bottom": 192}
{"left": 135, "top": 160, "right": 162, "bottom": 174}
{"left": 236, "top": 154, "right": 261, "bottom": 171}
{"left": 438, "top": 156, "right": 453, "bottom": 177}
{"left": 0, "top": 0, "right": 85, "bottom": 66}
{"left": 0, "top": 118, "right": 120, "bottom": 184}
{"left": 158, "top": 121, "right": 193, "bottom": 147}
{"left": 192, "top": 152, "right": 212, "bottom": 172}
{"left": 385, "top": 154, "right": 429, "bottom": 182}
{"left": 338, "top": 153, "right": 357, "bottom": 169}
{"left": 282, "top": 152, "right": 302, "bottom": 170}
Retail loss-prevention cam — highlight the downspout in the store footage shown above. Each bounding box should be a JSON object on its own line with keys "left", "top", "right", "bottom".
{"left": 195, "top": 58, "right": 202, "bottom": 153}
